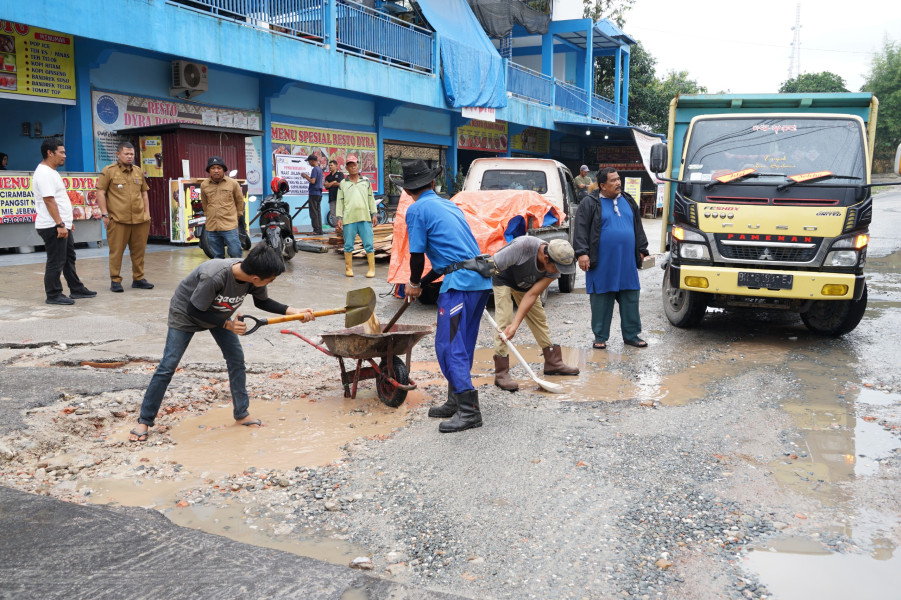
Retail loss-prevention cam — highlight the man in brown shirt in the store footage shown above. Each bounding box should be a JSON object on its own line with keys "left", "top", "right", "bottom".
{"left": 200, "top": 156, "right": 245, "bottom": 258}
{"left": 96, "top": 141, "right": 153, "bottom": 292}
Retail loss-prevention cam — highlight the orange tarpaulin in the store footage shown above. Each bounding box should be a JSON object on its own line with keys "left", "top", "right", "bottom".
{"left": 387, "top": 189, "right": 564, "bottom": 284}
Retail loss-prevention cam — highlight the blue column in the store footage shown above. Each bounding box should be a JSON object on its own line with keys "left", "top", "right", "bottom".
{"left": 259, "top": 81, "right": 276, "bottom": 225}
{"left": 621, "top": 47, "right": 630, "bottom": 125}
{"left": 66, "top": 50, "right": 95, "bottom": 172}
{"left": 614, "top": 47, "right": 622, "bottom": 126}
{"left": 325, "top": 0, "right": 337, "bottom": 49}
{"left": 584, "top": 25, "right": 594, "bottom": 103}
{"left": 541, "top": 32, "right": 554, "bottom": 78}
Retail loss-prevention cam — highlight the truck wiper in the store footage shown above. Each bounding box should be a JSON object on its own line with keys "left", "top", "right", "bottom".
{"left": 704, "top": 170, "right": 785, "bottom": 190}
{"left": 776, "top": 171, "right": 861, "bottom": 191}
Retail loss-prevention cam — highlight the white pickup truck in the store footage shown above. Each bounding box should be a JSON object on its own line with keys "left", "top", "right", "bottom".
{"left": 462, "top": 157, "right": 581, "bottom": 294}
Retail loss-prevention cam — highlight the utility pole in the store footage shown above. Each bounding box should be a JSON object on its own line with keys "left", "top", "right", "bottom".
{"left": 788, "top": 3, "right": 801, "bottom": 80}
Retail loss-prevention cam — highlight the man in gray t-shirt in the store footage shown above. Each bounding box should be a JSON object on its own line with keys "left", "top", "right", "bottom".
{"left": 129, "top": 244, "right": 315, "bottom": 442}
{"left": 491, "top": 237, "right": 580, "bottom": 391}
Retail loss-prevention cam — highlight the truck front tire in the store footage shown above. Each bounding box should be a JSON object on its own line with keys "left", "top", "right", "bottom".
{"left": 662, "top": 267, "right": 707, "bottom": 328}
{"left": 800, "top": 283, "right": 867, "bottom": 337}
{"left": 558, "top": 272, "right": 575, "bottom": 293}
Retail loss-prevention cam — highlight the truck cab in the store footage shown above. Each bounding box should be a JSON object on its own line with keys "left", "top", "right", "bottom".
{"left": 652, "top": 94, "right": 880, "bottom": 336}
{"left": 463, "top": 157, "right": 581, "bottom": 293}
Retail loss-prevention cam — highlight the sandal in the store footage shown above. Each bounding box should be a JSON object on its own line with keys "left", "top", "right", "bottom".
{"left": 623, "top": 338, "right": 648, "bottom": 348}
{"left": 129, "top": 428, "right": 149, "bottom": 442}
{"left": 592, "top": 341, "right": 606, "bottom": 349}
{"left": 239, "top": 419, "right": 262, "bottom": 427}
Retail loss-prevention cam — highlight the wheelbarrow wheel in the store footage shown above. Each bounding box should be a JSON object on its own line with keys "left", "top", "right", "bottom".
{"left": 377, "top": 356, "right": 409, "bottom": 407}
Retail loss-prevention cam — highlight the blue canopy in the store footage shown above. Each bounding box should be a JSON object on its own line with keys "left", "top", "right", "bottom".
{"left": 417, "top": 0, "right": 507, "bottom": 109}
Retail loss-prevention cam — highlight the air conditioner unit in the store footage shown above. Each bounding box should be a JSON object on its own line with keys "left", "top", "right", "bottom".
{"left": 170, "top": 61, "right": 208, "bottom": 96}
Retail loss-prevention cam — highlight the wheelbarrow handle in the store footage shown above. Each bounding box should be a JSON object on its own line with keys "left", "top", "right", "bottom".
{"left": 240, "top": 309, "right": 347, "bottom": 335}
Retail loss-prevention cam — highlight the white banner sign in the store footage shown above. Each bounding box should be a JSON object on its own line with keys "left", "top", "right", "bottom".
{"left": 632, "top": 129, "right": 664, "bottom": 184}
{"left": 462, "top": 106, "right": 496, "bottom": 122}
{"left": 274, "top": 155, "right": 310, "bottom": 196}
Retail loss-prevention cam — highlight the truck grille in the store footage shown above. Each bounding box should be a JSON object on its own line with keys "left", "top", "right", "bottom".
{"left": 716, "top": 239, "right": 821, "bottom": 263}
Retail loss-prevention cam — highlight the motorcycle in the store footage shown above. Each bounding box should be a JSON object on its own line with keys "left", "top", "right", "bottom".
{"left": 254, "top": 177, "right": 297, "bottom": 262}
{"left": 188, "top": 169, "right": 252, "bottom": 259}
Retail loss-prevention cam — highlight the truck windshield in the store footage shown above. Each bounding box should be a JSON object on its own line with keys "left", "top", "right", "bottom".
{"left": 480, "top": 170, "right": 548, "bottom": 194}
{"left": 684, "top": 117, "right": 866, "bottom": 185}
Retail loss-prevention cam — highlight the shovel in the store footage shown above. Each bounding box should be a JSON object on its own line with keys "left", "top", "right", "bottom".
{"left": 240, "top": 287, "right": 376, "bottom": 335}
{"left": 483, "top": 310, "right": 563, "bottom": 394}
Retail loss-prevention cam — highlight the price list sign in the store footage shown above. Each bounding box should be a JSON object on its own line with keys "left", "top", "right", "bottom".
{"left": 0, "top": 20, "right": 76, "bottom": 104}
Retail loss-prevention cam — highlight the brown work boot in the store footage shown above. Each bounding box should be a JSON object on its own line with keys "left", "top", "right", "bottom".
{"left": 493, "top": 354, "right": 519, "bottom": 391}
{"left": 542, "top": 344, "right": 580, "bottom": 376}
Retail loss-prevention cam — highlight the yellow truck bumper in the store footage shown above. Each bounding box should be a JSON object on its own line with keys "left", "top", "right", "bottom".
{"left": 678, "top": 265, "right": 857, "bottom": 300}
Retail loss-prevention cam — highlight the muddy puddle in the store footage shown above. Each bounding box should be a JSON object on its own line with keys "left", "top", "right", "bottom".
{"left": 80, "top": 388, "right": 426, "bottom": 563}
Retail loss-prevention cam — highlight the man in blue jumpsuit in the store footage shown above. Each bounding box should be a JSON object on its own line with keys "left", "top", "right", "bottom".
{"left": 397, "top": 159, "right": 492, "bottom": 433}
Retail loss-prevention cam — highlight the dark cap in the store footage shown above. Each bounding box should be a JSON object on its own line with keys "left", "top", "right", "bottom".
{"left": 206, "top": 156, "right": 228, "bottom": 172}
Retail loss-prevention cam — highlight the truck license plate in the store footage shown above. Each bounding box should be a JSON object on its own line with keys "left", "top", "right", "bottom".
{"left": 737, "top": 272, "right": 793, "bottom": 290}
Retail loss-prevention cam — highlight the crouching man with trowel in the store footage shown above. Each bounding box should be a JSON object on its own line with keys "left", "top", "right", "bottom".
{"left": 491, "top": 237, "right": 580, "bottom": 391}
{"left": 397, "top": 159, "right": 493, "bottom": 433}
{"left": 128, "top": 243, "right": 315, "bottom": 442}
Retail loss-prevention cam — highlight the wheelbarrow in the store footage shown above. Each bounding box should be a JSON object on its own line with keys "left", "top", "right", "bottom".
{"left": 282, "top": 323, "right": 433, "bottom": 407}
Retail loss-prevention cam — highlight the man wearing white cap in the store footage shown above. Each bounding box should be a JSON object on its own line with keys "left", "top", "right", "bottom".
{"left": 490, "top": 237, "right": 580, "bottom": 391}
{"left": 336, "top": 154, "right": 378, "bottom": 277}
{"left": 575, "top": 165, "right": 593, "bottom": 199}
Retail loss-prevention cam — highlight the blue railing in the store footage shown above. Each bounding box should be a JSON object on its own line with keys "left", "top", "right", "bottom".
{"left": 591, "top": 93, "right": 617, "bottom": 123}
{"left": 507, "top": 62, "right": 553, "bottom": 105}
{"left": 169, "top": 0, "right": 325, "bottom": 42}
{"left": 336, "top": 1, "right": 433, "bottom": 73}
{"left": 554, "top": 80, "right": 590, "bottom": 115}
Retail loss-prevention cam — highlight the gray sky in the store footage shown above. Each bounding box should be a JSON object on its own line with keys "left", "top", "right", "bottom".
{"left": 555, "top": 0, "right": 898, "bottom": 94}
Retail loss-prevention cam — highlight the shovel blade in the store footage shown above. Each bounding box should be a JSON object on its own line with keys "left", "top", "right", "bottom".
{"left": 344, "top": 287, "right": 377, "bottom": 327}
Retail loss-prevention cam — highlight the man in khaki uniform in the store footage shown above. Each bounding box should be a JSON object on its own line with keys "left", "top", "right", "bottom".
{"left": 200, "top": 156, "right": 244, "bottom": 258}
{"left": 96, "top": 141, "right": 153, "bottom": 292}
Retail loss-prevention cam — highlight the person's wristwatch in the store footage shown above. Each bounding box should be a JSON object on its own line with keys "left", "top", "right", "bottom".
{"left": 101, "top": 214, "right": 109, "bottom": 218}
{"left": 407, "top": 281, "right": 421, "bottom": 289}
{"left": 55, "top": 222, "right": 65, "bottom": 228}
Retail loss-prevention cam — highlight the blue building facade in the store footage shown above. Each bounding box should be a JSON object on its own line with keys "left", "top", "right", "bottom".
{"left": 0, "top": 0, "right": 635, "bottom": 237}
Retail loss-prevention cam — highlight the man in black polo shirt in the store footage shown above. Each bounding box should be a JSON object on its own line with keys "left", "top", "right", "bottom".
{"left": 324, "top": 159, "right": 344, "bottom": 228}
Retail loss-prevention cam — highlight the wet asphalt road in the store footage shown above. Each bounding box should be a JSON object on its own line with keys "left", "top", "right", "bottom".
{"left": 1, "top": 188, "right": 900, "bottom": 599}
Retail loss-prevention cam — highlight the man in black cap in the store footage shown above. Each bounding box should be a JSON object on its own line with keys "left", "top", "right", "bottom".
{"left": 201, "top": 156, "right": 245, "bottom": 259}
{"left": 301, "top": 154, "right": 324, "bottom": 235}
{"left": 398, "top": 159, "right": 493, "bottom": 433}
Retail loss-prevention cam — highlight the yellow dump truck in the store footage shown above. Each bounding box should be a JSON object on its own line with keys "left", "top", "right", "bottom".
{"left": 649, "top": 93, "right": 892, "bottom": 336}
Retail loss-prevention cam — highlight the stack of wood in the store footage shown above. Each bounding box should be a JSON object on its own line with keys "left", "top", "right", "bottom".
{"left": 330, "top": 224, "right": 394, "bottom": 259}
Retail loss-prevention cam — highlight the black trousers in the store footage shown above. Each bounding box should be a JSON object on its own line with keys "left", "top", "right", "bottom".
{"left": 37, "top": 227, "right": 85, "bottom": 298}
{"left": 308, "top": 194, "right": 323, "bottom": 234}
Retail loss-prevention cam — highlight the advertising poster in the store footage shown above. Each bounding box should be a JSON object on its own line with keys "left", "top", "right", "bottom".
{"left": 244, "top": 137, "right": 263, "bottom": 196}
{"left": 170, "top": 178, "right": 249, "bottom": 244}
{"left": 139, "top": 136, "right": 163, "bottom": 178}
{"left": 0, "top": 172, "right": 99, "bottom": 223}
{"left": 274, "top": 155, "right": 310, "bottom": 196}
{"left": 624, "top": 177, "right": 642, "bottom": 201}
{"left": 510, "top": 127, "right": 549, "bottom": 154}
{"left": 92, "top": 90, "right": 262, "bottom": 169}
{"left": 271, "top": 123, "right": 378, "bottom": 193}
{"left": 457, "top": 119, "right": 507, "bottom": 152}
{"left": 0, "top": 20, "right": 75, "bottom": 104}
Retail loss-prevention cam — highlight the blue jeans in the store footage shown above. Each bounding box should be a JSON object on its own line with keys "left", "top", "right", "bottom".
{"left": 342, "top": 221, "right": 374, "bottom": 253}
{"left": 138, "top": 327, "right": 249, "bottom": 426}
{"left": 435, "top": 289, "right": 490, "bottom": 394}
{"left": 207, "top": 228, "right": 242, "bottom": 258}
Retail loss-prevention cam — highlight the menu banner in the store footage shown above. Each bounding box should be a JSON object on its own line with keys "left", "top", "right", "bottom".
{"left": 0, "top": 172, "right": 99, "bottom": 224}
{"left": 0, "top": 20, "right": 75, "bottom": 104}
{"left": 271, "top": 123, "right": 378, "bottom": 193}
{"left": 457, "top": 119, "right": 507, "bottom": 152}
{"left": 92, "top": 90, "right": 262, "bottom": 168}
{"left": 510, "top": 127, "right": 549, "bottom": 154}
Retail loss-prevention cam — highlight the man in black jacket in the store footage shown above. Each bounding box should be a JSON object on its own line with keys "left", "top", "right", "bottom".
{"left": 572, "top": 168, "right": 649, "bottom": 350}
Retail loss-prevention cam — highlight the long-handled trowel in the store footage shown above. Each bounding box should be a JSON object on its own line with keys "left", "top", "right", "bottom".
{"left": 240, "top": 287, "right": 376, "bottom": 335}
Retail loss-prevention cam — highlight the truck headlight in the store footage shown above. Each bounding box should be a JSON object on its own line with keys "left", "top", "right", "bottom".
{"left": 680, "top": 243, "right": 710, "bottom": 260}
{"left": 824, "top": 250, "right": 859, "bottom": 267}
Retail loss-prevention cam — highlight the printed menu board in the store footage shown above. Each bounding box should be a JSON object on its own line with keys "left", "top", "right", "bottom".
{"left": 0, "top": 172, "right": 100, "bottom": 223}
{"left": 457, "top": 119, "right": 507, "bottom": 152}
{"left": 140, "top": 136, "right": 163, "bottom": 178}
{"left": 0, "top": 20, "right": 76, "bottom": 104}
{"left": 510, "top": 127, "right": 549, "bottom": 154}
{"left": 271, "top": 123, "right": 378, "bottom": 193}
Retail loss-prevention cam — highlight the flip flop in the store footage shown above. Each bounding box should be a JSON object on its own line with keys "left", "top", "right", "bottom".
{"left": 623, "top": 338, "right": 648, "bottom": 348}
{"left": 240, "top": 419, "right": 262, "bottom": 427}
{"left": 592, "top": 341, "right": 606, "bottom": 349}
{"left": 129, "top": 428, "right": 149, "bottom": 442}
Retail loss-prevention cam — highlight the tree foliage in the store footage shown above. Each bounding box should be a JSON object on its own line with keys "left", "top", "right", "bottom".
{"left": 582, "top": 0, "right": 635, "bottom": 27}
{"left": 779, "top": 71, "right": 849, "bottom": 93}
{"left": 861, "top": 37, "right": 901, "bottom": 167}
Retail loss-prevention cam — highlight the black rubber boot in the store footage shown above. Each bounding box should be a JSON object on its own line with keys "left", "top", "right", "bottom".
{"left": 428, "top": 386, "right": 457, "bottom": 418}
{"left": 438, "top": 389, "right": 482, "bottom": 433}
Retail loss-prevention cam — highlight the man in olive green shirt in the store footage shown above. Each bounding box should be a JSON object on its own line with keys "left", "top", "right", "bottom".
{"left": 574, "top": 164, "right": 593, "bottom": 199}
{"left": 200, "top": 156, "right": 245, "bottom": 258}
{"left": 336, "top": 154, "right": 378, "bottom": 278}
{"left": 96, "top": 141, "right": 153, "bottom": 292}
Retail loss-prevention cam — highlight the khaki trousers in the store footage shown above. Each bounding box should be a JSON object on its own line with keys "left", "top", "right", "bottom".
{"left": 107, "top": 220, "right": 150, "bottom": 282}
{"left": 493, "top": 285, "right": 552, "bottom": 356}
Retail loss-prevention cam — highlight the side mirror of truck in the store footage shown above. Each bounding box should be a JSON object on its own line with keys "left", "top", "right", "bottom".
{"left": 650, "top": 143, "right": 668, "bottom": 175}
{"left": 895, "top": 143, "right": 901, "bottom": 175}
